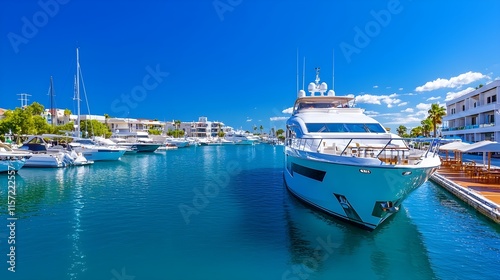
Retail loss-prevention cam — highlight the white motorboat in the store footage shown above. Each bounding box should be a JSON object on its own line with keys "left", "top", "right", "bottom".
{"left": 164, "top": 137, "right": 190, "bottom": 148}
{"left": 17, "top": 136, "right": 75, "bottom": 168}
{"left": 111, "top": 132, "right": 162, "bottom": 153}
{"left": 0, "top": 143, "right": 32, "bottom": 173}
{"left": 69, "top": 138, "right": 126, "bottom": 161}
{"left": 283, "top": 68, "right": 441, "bottom": 230}
{"left": 224, "top": 130, "right": 259, "bottom": 145}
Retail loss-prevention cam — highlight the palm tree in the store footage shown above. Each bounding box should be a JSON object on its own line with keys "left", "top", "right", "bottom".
{"left": 174, "top": 120, "right": 181, "bottom": 138}
{"left": 410, "top": 126, "right": 423, "bottom": 137}
{"left": 427, "top": 103, "right": 446, "bottom": 137}
{"left": 253, "top": 125, "right": 257, "bottom": 134}
{"left": 420, "top": 118, "right": 432, "bottom": 137}
{"left": 259, "top": 125, "right": 263, "bottom": 135}
{"left": 276, "top": 129, "right": 284, "bottom": 137}
{"left": 396, "top": 125, "right": 407, "bottom": 137}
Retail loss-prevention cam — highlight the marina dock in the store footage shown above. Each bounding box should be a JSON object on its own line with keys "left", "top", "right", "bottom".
{"left": 430, "top": 163, "right": 500, "bottom": 224}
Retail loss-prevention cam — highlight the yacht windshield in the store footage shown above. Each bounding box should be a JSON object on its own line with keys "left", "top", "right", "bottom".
{"left": 306, "top": 123, "right": 385, "bottom": 133}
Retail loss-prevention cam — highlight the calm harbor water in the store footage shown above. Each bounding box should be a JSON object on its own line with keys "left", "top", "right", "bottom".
{"left": 1, "top": 144, "right": 499, "bottom": 280}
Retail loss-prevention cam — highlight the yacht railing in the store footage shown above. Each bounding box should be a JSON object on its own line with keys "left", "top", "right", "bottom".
{"left": 286, "top": 136, "right": 441, "bottom": 165}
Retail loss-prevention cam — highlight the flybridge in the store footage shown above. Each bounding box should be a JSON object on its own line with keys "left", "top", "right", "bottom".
{"left": 298, "top": 67, "right": 336, "bottom": 98}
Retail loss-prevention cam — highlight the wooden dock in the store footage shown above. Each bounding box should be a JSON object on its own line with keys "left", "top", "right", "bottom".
{"left": 430, "top": 164, "right": 500, "bottom": 224}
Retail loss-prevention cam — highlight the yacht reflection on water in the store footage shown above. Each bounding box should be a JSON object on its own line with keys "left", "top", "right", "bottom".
{"left": 282, "top": 189, "right": 437, "bottom": 279}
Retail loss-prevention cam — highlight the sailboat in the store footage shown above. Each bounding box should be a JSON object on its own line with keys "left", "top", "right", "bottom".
{"left": 70, "top": 48, "right": 126, "bottom": 161}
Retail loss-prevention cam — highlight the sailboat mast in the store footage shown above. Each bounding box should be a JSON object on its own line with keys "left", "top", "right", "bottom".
{"left": 50, "top": 76, "right": 55, "bottom": 127}
{"left": 76, "top": 48, "right": 81, "bottom": 137}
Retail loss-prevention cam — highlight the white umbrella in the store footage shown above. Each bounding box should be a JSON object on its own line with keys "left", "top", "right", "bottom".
{"left": 459, "top": 141, "right": 500, "bottom": 170}
{"left": 439, "top": 141, "right": 470, "bottom": 160}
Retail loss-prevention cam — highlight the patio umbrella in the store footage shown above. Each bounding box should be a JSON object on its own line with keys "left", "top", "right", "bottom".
{"left": 459, "top": 141, "right": 500, "bottom": 170}
{"left": 439, "top": 141, "right": 470, "bottom": 160}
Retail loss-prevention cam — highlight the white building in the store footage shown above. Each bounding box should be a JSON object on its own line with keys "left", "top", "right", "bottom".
{"left": 187, "top": 116, "right": 231, "bottom": 138}
{"left": 106, "top": 118, "right": 166, "bottom": 134}
{"left": 442, "top": 80, "right": 500, "bottom": 142}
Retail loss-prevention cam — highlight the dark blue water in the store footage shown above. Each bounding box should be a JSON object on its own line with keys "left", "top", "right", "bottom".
{"left": 1, "top": 145, "right": 499, "bottom": 280}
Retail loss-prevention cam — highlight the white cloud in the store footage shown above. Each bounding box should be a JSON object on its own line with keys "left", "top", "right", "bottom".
{"left": 386, "top": 86, "right": 391, "bottom": 89}
{"left": 270, "top": 116, "right": 288, "bottom": 121}
{"left": 444, "top": 87, "right": 475, "bottom": 101}
{"left": 282, "top": 107, "right": 293, "bottom": 114}
{"left": 416, "top": 103, "right": 431, "bottom": 111}
{"left": 398, "top": 88, "right": 403, "bottom": 91}
{"left": 402, "top": 108, "right": 413, "bottom": 113}
{"left": 415, "top": 71, "right": 488, "bottom": 92}
{"left": 246, "top": 118, "right": 252, "bottom": 122}
{"left": 373, "top": 85, "right": 379, "bottom": 89}
{"left": 364, "top": 110, "right": 379, "bottom": 116}
{"left": 397, "top": 102, "right": 408, "bottom": 107}
{"left": 426, "top": 96, "right": 441, "bottom": 101}
{"left": 384, "top": 116, "right": 422, "bottom": 125}
{"left": 355, "top": 93, "right": 401, "bottom": 108}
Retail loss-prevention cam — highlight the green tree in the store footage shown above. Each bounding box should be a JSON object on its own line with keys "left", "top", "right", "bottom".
{"left": 27, "top": 102, "right": 44, "bottom": 115}
{"left": 148, "top": 128, "right": 162, "bottom": 135}
{"left": 276, "top": 129, "right": 284, "bottom": 137}
{"left": 174, "top": 120, "right": 181, "bottom": 138}
{"left": 420, "top": 118, "right": 433, "bottom": 137}
{"left": 79, "top": 119, "right": 112, "bottom": 138}
{"left": 396, "top": 125, "right": 407, "bottom": 137}
{"left": 64, "top": 109, "right": 72, "bottom": 116}
{"left": 253, "top": 125, "right": 257, "bottom": 134}
{"left": 410, "top": 126, "right": 423, "bottom": 137}
{"left": 259, "top": 125, "right": 263, "bottom": 135}
{"left": 427, "top": 103, "right": 446, "bottom": 137}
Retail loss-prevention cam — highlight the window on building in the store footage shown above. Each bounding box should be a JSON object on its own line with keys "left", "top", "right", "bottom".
{"left": 487, "top": 96, "right": 491, "bottom": 104}
{"left": 462, "top": 105, "right": 465, "bottom": 111}
{"left": 493, "top": 95, "right": 497, "bottom": 102}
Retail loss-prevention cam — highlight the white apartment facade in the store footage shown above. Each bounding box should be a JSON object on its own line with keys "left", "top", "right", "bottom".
{"left": 441, "top": 80, "right": 500, "bottom": 142}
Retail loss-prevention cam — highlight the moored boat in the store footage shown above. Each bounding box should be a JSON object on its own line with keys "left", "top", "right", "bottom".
{"left": 283, "top": 68, "right": 441, "bottom": 230}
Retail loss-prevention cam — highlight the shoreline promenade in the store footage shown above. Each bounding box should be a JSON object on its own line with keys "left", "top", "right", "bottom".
{"left": 430, "top": 154, "right": 500, "bottom": 224}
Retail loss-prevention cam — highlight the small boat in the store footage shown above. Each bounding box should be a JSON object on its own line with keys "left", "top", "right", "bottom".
{"left": 0, "top": 142, "right": 32, "bottom": 173}
{"left": 17, "top": 136, "right": 76, "bottom": 168}
{"left": 224, "top": 130, "right": 259, "bottom": 145}
{"left": 111, "top": 132, "right": 162, "bottom": 153}
{"left": 164, "top": 137, "right": 190, "bottom": 148}
{"left": 283, "top": 68, "right": 441, "bottom": 230}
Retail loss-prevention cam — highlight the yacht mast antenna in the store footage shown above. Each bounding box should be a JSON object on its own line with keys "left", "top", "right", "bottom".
{"left": 49, "top": 76, "right": 55, "bottom": 127}
{"left": 296, "top": 49, "right": 299, "bottom": 93}
{"left": 302, "top": 57, "right": 306, "bottom": 90}
{"left": 315, "top": 67, "right": 320, "bottom": 85}
{"left": 332, "top": 49, "right": 335, "bottom": 92}
{"left": 74, "top": 47, "right": 81, "bottom": 137}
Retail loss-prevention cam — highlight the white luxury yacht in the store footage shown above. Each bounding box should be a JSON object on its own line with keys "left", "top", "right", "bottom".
{"left": 284, "top": 68, "right": 441, "bottom": 230}
{"left": 224, "top": 130, "right": 259, "bottom": 145}
{"left": 111, "top": 132, "right": 162, "bottom": 153}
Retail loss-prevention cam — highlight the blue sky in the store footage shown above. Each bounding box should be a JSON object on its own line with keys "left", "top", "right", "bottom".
{"left": 1, "top": 0, "right": 499, "bottom": 133}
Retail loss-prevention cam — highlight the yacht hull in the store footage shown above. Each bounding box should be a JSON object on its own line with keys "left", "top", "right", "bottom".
{"left": 0, "top": 159, "right": 26, "bottom": 173}
{"left": 117, "top": 143, "right": 161, "bottom": 153}
{"left": 24, "top": 154, "right": 67, "bottom": 168}
{"left": 284, "top": 149, "right": 437, "bottom": 230}
{"left": 80, "top": 149, "right": 126, "bottom": 161}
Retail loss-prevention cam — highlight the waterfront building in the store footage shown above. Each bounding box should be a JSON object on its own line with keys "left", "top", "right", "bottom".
{"left": 442, "top": 80, "right": 500, "bottom": 142}
{"left": 106, "top": 117, "right": 166, "bottom": 134}
{"left": 187, "top": 116, "right": 231, "bottom": 138}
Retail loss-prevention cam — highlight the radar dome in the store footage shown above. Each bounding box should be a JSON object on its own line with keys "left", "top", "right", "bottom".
{"left": 327, "top": 90, "right": 335, "bottom": 96}
{"left": 308, "top": 82, "right": 315, "bottom": 93}
{"left": 298, "top": 90, "right": 306, "bottom": 98}
{"left": 320, "top": 82, "right": 328, "bottom": 91}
